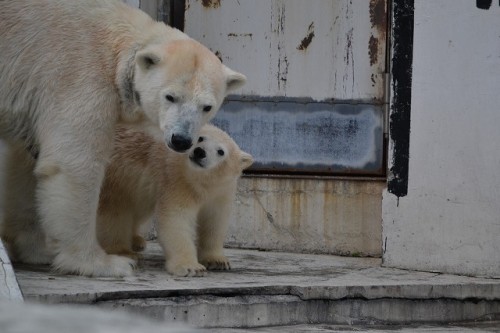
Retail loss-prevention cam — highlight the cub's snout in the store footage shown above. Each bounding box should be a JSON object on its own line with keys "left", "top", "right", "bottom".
{"left": 190, "top": 147, "right": 206, "bottom": 167}
{"left": 193, "top": 147, "right": 206, "bottom": 159}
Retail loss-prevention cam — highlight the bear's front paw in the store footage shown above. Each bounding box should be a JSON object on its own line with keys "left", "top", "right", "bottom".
{"left": 166, "top": 260, "right": 207, "bottom": 277}
{"left": 199, "top": 255, "right": 231, "bottom": 271}
{"left": 53, "top": 252, "right": 136, "bottom": 277}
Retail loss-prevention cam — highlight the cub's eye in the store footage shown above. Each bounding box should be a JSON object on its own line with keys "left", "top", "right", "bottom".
{"left": 203, "top": 105, "right": 212, "bottom": 112}
{"left": 165, "top": 94, "right": 175, "bottom": 102}
{"left": 217, "top": 149, "right": 225, "bottom": 156}
{"left": 198, "top": 136, "right": 204, "bottom": 143}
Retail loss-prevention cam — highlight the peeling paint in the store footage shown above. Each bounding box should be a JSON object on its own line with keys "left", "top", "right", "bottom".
{"left": 201, "top": 0, "right": 220, "bottom": 9}
{"left": 297, "top": 22, "right": 315, "bottom": 51}
{"left": 227, "top": 33, "right": 253, "bottom": 39}
{"left": 214, "top": 50, "right": 223, "bottom": 62}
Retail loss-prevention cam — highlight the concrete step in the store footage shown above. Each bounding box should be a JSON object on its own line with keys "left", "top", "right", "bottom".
{"left": 13, "top": 242, "right": 500, "bottom": 330}
{"left": 219, "top": 323, "right": 500, "bottom": 332}
{"left": 0, "top": 240, "right": 23, "bottom": 301}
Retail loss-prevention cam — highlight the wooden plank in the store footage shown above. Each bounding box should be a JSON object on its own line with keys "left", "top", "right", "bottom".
{"left": 0, "top": 239, "right": 23, "bottom": 301}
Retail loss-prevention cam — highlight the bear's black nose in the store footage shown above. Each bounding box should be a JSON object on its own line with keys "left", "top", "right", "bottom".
{"left": 193, "top": 147, "right": 206, "bottom": 159}
{"left": 170, "top": 134, "right": 192, "bottom": 152}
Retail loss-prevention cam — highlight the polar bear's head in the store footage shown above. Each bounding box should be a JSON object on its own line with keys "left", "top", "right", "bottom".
{"left": 187, "top": 124, "right": 253, "bottom": 181}
{"left": 133, "top": 39, "right": 246, "bottom": 153}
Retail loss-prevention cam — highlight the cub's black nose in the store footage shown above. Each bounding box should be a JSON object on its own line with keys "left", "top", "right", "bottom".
{"left": 170, "top": 134, "right": 192, "bottom": 152}
{"left": 193, "top": 147, "right": 206, "bottom": 159}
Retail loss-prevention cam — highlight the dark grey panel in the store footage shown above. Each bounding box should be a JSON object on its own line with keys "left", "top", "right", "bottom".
{"left": 213, "top": 100, "right": 384, "bottom": 175}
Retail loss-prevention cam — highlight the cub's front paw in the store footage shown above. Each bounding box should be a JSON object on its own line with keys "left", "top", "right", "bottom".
{"left": 199, "top": 255, "right": 231, "bottom": 271}
{"left": 132, "top": 235, "right": 146, "bottom": 252}
{"left": 166, "top": 260, "right": 207, "bottom": 277}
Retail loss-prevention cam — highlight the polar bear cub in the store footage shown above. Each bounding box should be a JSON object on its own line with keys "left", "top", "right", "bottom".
{"left": 97, "top": 125, "right": 253, "bottom": 276}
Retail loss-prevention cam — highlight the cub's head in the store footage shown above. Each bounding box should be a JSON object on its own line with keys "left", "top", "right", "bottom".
{"left": 134, "top": 39, "right": 246, "bottom": 153}
{"left": 187, "top": 124, "right": 253, "bottom": 180}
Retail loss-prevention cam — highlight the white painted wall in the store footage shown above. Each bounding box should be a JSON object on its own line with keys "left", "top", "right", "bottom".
{"left": 184, "top": 0, "right": 387, "bottom": 101}
{"left": 383, "top": 0, "right": 500, "bottom": 277}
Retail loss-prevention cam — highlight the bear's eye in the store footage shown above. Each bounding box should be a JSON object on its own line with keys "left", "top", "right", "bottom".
{"left": 165, "top": 94, "right": 175, "bottom": 102}
{"left": 217, "top": 149, "right": 225, "bottom": 156}
{"left": 198, "top": 136, "right": 204, "bottom": 143}
{"left": 203, "top": 105, "right": 212, "bottom": 112}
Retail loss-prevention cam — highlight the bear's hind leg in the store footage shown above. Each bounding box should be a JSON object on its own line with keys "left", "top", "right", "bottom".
{"left": 1, "top": 142, "right": 53, "bottom": 264}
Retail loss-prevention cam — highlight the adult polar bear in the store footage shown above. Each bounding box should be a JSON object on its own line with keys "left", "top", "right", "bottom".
{"left": 0, "top": 0, "right": 246, "bottom": 276}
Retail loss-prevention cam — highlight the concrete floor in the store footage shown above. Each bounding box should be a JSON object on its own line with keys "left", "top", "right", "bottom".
{"left": 10, "top": 242, "right": 500, "bottom": 331}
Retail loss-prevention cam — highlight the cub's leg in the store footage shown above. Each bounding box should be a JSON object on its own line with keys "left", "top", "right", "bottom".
{"left": 197, "top": 197, "right": 231, "bottom": 271}
{"left": 131, "top": 219, "right": 148, "bottom": 253}
{"left": 132, "top": 234, "right": 147, "bottom": 252}
{"left": 97, "top": 213, "right": 138, "bottom": 260}
{"left": 156, "top": 203, "right": 206, "bottom": 277}
{"left": 1, "top": 142, "right": 53, "bottom": 264}
{"left": 35, "top": 119, "right": 134, "bottom": 277}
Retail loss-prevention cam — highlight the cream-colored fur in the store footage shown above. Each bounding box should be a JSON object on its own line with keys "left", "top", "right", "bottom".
{"left": 97, "top": 125, "right": 253, "bottom": 277}
{"left": 0, "top": 0, "right": 245, "bottom": 276}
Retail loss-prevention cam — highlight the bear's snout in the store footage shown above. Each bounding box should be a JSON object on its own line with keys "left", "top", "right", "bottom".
{"left": 169, "top": 134, "right": 192, "bottom": 153}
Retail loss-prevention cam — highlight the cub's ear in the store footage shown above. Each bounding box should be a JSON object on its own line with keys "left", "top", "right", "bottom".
{"left": 240, "top": 151, "right": 254, "bottom": 170}
{"left": 136, "top": 46, "right": 163, "bottom": 70}
{"left": 223, "top": 65, "right": 247, "bottom": 92}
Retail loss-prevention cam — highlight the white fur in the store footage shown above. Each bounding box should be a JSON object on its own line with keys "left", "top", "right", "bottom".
{"left": 97, "top": 125, "right": 253, "bottom": 277}
{"left": 0, "top": 0, "right": 245, "bottom": 276}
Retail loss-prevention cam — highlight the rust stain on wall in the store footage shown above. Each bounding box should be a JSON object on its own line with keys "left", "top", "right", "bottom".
{"left": 201, "top": 0, "right": 221, "bottom": 9}
{"left": 297, "top": 22, "right": 315, "bottom": 51}
{"left": 369, "top": 0, "right": 387, "bottom": 33}
{"left": 368, "top": 0, "right": 387, "bottom": 67}
{"left": 368, "top": 35, "right": 379, "bottom": 66}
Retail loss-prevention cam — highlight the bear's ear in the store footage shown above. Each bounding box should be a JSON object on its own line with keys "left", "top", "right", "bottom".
{"left": 136, "top": 47, "right": 162, "bottom": 70}
{"left": 223, "top": 66, "right": 247, "bottom": 92}
{"left": 240, "top": 151, "right": 254, "bottom": 170}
